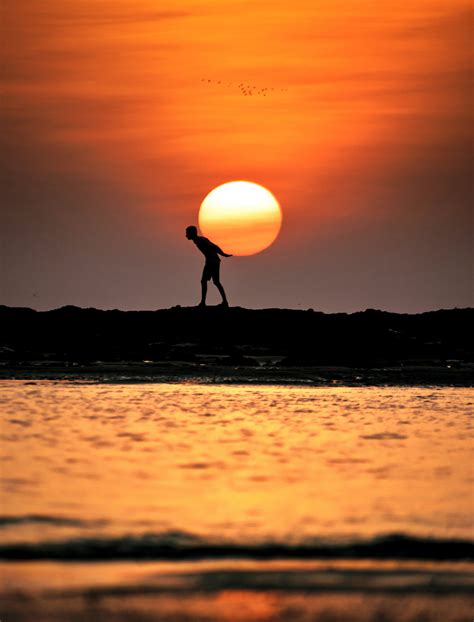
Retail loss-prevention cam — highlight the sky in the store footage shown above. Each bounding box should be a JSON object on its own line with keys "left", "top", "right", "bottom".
{"left": 1, "top": 0, "right": 472, "bottom": 312}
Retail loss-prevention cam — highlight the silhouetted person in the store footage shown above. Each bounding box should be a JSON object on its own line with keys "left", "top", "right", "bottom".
{"left": 185, "top": 226, "right": 232, "bottom": 307}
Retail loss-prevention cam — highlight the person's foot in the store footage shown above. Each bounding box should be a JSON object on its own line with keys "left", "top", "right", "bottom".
{"left": 197, "top": 302, "right": 206, "bottom": 308}
{"left": 219, "top": 301, "right": 229, "bottom": 308}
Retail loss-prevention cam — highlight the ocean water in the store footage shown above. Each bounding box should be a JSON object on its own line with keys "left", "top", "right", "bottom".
{"left": 1, "top": 381, "right": 473, "bottom": 621}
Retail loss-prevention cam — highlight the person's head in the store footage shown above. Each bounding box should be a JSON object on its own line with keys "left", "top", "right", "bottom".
{"left": 186, "top": 225, "right": 198, "bottom": 240}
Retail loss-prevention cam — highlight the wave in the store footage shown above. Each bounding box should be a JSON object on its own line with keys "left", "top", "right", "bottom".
{"left": 0, "top": 514, "right": 107, "bottom": 528}
{"left": 1, "top": 531, "right": 472, "bottom": 561}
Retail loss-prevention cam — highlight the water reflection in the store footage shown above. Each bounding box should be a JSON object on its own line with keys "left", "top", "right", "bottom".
{"left": 1, "top": 382, "right": 472, "bottom": 548}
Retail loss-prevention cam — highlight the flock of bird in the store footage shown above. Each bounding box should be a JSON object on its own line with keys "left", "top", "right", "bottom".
{"left": 200, "top": 78, "right": 288, "bottom": 97}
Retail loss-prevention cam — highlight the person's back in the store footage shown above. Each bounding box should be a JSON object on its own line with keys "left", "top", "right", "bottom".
{"left": 193, "top": 235, "right": 221, "bottom": 263}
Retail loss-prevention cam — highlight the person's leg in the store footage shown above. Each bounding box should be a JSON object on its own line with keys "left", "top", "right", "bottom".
{"left": 211, "top": 263, "right": 228, "bottom": 306}
{"left": 200, "top": 265, "right": 210, "bottom": 306}
{"left": 200, "top": 278, "right": 208, "bottom": 305}
{"left": 213, "top": 277, "right": 228, "bottom": 305}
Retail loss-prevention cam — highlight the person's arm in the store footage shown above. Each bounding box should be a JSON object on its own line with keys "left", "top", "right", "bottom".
{"left": 215, "top": 245, "right": 232, "bottom": 257}
{"left": 212, "top": 242, "right": 232, "bottom": 257}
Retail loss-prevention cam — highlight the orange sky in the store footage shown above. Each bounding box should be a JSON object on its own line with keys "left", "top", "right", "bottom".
{"left": 2, "top": 1, "right": 472, "bottom": 310}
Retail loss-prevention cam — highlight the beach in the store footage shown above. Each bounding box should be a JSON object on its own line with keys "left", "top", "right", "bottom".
{"left": 3, "top": 0, "right": 472, "bottom": 617}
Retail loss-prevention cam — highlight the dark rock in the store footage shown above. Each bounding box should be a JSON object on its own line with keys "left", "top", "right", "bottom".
{"left": 0, "top": 305, "right": 472, "bottom": 369}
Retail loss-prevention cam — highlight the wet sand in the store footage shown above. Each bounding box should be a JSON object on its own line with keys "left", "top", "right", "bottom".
{"left": 2, "top": 560, "right": 473, "bottom": 622}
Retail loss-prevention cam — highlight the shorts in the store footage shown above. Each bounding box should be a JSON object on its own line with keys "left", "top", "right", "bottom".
{"left": 202, "top": 260, "right": 220, "bottom": 282}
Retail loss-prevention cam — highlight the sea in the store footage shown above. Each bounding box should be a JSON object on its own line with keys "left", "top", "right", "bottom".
{"left": 0, "top": 380, "right": 473, "bottom": 621}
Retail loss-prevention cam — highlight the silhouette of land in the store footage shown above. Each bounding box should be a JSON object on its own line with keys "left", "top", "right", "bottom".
{"left": 1, "top": 305, "right": 472, "bottom": 385}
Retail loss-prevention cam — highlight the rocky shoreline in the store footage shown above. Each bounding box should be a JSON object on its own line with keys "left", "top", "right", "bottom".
{"left": 1, "top": 305, "right": 472, "bottom": 385}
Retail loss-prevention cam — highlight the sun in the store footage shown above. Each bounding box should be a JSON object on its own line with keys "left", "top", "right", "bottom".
{"left": 198, "top": 181, "right": 282, "bottom": 256}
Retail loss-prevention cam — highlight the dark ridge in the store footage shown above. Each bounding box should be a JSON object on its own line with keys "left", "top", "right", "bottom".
{"left": 0, "top": 306, "right": 472, "bottom": 374}
{"left": 1, "top": 533, "right": 472, "bottom": 562}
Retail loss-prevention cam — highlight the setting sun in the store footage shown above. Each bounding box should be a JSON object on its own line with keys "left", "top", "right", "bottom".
{"left": 198, "top": 181, "right": 282, "bottom": 256}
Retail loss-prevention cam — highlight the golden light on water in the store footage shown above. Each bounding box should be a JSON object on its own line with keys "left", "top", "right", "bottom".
{"left": 198, "top": 181, "right": 282, "bottom": 256}
{"left": 2, "top": 382, "right": 473, "bottom": 545}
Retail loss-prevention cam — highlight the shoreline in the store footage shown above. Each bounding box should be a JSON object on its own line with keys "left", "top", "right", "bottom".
{"left": 2, "top": 305, "right": 472, "bottom": 386}
{"left": 2, "top": 306, "right": 472, "bottom": 388}
{"left": 1, "top": 362, "right": 472, "bottom": 386}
